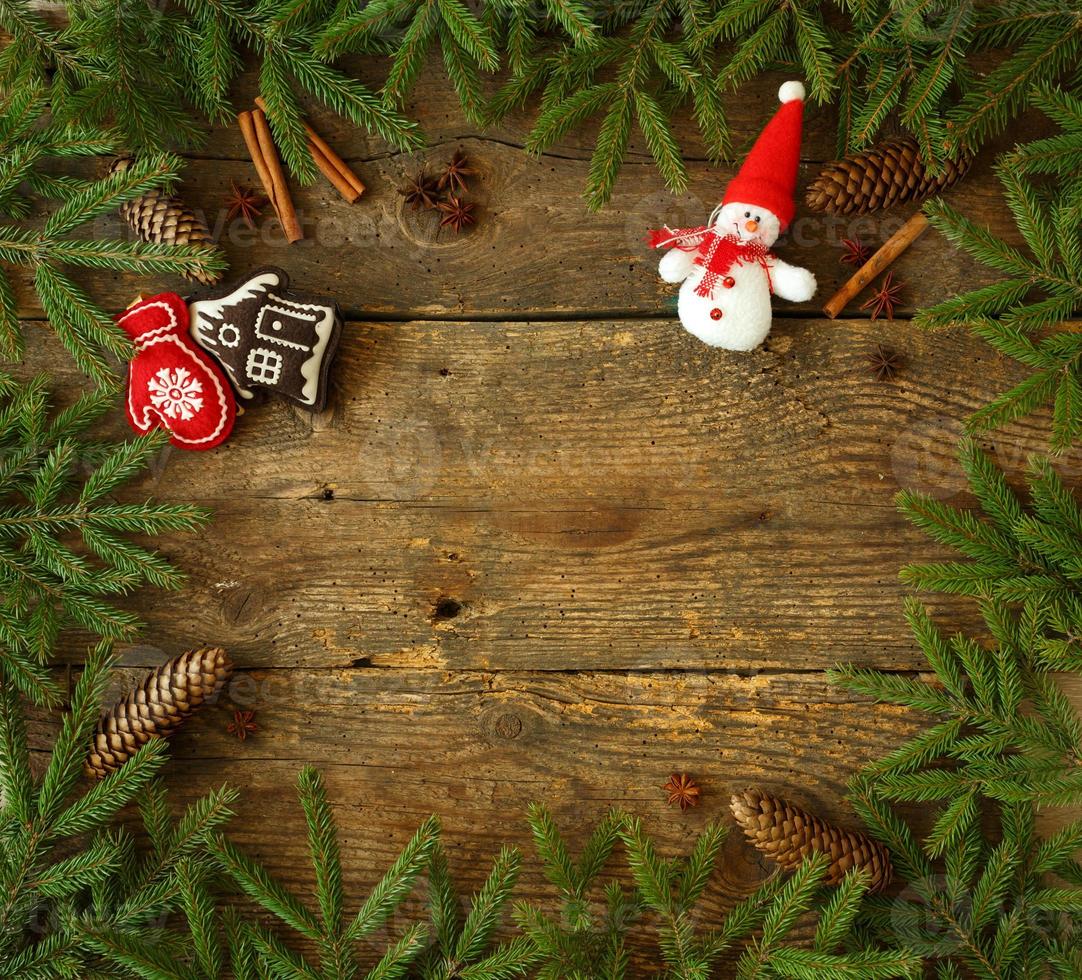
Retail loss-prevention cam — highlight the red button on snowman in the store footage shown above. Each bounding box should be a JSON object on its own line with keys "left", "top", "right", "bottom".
{"left": 649, "top": 81, "right": 816, "bottom": 350}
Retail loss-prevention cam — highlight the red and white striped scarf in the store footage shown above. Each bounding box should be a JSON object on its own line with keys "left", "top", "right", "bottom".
{"left": 648, "top": 225, "right": 772, "bottom": 298}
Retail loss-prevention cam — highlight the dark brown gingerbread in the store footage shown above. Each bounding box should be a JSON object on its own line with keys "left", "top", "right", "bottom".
{"left": 187, "top": 266, "right": 341, "bottom": 412}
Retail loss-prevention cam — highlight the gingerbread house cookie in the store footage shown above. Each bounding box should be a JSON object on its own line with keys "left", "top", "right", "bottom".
{"left": 188, "top": 266, "right": 341, "bottom": 412}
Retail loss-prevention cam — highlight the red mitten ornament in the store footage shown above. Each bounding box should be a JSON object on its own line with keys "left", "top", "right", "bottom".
{"left": 119, "top": 292, "right": 236, "bottom": 450}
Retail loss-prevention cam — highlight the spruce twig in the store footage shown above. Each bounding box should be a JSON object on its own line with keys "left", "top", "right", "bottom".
{"left": 418, "top": 842, "right": 538, "bottom": 979}
{"left": 830, "top": 442, "right": 1082, "bottom": 977}
{"left": 0, "top": 112, "right": 225, "bottom": 387}
{"left": 491, "top": 0, "right": 725, "bottom": 210}
{"left": 0, "top": 643, "right": 237, "bottom": 976}
{"left": 916, "top": 117, "right": 1082, "bottom": 451}
{"left": 0, "top": 376, "right": 208, "bottom": 706}
{"left": 206, "top": 767, "right": 440, "bottom": 978}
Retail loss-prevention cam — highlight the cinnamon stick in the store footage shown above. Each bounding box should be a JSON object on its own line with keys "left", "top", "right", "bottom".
{"left": 302, "top": 125, "right": 365, "bottom": 200}
{"left": 252, "top": 109, "right": 304, "bottom": 244}
{"left": 823, "top": 212, "right": 929, "bottom": 319}
{"left": 237, "top": 110, "right": 278, "bottom": 215}
{"left": 309, "top": 141, "right": 362, "bottom": 203}
{"left": 255, "top": 97, "right": 364, "bottom": 203}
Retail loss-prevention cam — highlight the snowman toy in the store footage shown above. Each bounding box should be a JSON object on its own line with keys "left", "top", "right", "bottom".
{"left": 649, "top": 81, "right": 816, "bottom": 351}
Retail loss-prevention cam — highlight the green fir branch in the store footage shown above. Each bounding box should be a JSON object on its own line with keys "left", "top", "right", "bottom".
{"left": 0, "top": 377, "right": 207, "bottom": 705}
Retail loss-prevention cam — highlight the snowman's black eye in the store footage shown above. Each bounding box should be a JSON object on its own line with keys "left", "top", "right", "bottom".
{"left": 744, "top": 211, "right": 750, "bottom": 218}
{"left": 755, "top": 214, "right": 761, "bottom": 223}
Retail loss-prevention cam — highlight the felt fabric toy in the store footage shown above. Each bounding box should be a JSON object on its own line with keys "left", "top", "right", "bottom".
{"left": 118, "top": 292, "right": 236, "bottom": 450}
{"left": 188, "top": 266, "right": 341, "bottom": 412}
{"left": 649, "top": 81, "right": 816, "bottom": 350}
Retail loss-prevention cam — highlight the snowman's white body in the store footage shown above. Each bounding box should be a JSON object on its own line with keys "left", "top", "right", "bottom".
{"left": 667, "top": 250, "right": 775, "bottom": 350}
{"left": 658, "top": 201, "right": 816, "bottom": 351}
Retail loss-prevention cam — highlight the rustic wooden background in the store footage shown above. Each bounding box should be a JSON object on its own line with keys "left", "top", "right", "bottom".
{"left": 16, "top": 63, "right": 1082, "bottom": 970}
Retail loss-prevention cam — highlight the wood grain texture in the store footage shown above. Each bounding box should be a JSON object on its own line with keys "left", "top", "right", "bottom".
{"left": 17, "top": 316, "right": 1076, "bottom": 673}
{"left": 29, "top": 663, "right": 1073, "bottom": 967}
{"left": 178, "top": 63, "right": 1052, "bottom": 167}
{"left": 7, "top": 67, "right": 1046, "bottom": 321}
{"left": 11, "top": 57, "right": 1082, "bottom": 968}
{"left": 8, "top": 147, "right": 1017, "bottom": 321}
{"left": 33, "top": 665, "right": 927, "bottom": 967}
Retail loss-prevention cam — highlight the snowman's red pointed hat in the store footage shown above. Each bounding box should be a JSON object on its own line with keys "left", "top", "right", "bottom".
{"left": 722, "top": 80, "right": 805, "bottom": 230}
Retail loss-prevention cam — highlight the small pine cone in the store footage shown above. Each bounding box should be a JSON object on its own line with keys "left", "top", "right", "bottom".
{"left": 112, "top": 158, "right": 221, "bottom": 285}
{"left": 730, "top": 789, "right": 893, "bottom": 892}
{"left": 805, "top": 136, "right": 971, "bottom": 215}
{"left": 86, "top": 647, "right": 233, "bottom": 779}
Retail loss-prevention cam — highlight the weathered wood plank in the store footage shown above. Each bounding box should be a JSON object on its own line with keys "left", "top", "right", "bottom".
{"left": 214, "top": 61, "right": 1052, "bottom": 168}
{"left": 15, "top": 317, "right": 1075, "bottom": 673}
{"left": 29, "top": 664, "right": 1082, "bottom": 967}
{"left": 29, "top": 665, "right": 1078, "bottom": 966}
{"left": 8, "top": 42, "right": 1081, "bottom": 972}
{"left": 118, "top": 313, "right": 1080, "bottom": 671}
{"left": 11, "top": 148, "right": 1013, "bottom": 320}
{"left": 9, "top": 66, "right": 1034, "bottom": 320}
{"left": 38, "top": 663, "right": 1077, "bottom": 960}
{"left": 36, "top": 666, "right": 927, "bottom": 962}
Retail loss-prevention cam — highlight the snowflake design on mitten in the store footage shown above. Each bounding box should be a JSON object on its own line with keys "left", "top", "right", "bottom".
{"left": 147, "top": 367, "right": 204, "bottom": 420}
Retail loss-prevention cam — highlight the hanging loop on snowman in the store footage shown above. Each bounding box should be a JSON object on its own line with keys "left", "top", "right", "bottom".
{"left": 649, "top": 81, "right": 816, "bottom": 351}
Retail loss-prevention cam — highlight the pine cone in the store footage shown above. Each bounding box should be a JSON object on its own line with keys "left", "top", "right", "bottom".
{"left": 730, "top": 789, "right": 893, "bottom": 892}
{"left": 86, "top": 647, "right": 233, "bottom": 778}
{"left": 805, "top": 136, "right": 971, "bottom": 215}
{"left": 112, "top": 157, "right": 221, "bottom": 285}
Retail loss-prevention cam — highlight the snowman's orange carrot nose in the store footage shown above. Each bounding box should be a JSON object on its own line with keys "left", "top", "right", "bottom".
{"left": 745, "top": 219, "right": 759, "bottom": 232}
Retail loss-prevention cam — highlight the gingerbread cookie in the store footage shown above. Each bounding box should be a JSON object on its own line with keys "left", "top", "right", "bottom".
{"left": 188, "top": 266, "right": 341, "bottom": 412}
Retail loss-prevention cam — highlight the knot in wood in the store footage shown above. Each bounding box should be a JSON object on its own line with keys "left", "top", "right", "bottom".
{"left": 492, "top": 712, "right": 523, "bottom": 740}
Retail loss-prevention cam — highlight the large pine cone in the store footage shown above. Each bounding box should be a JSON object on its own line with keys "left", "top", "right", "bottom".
{"left": 805, "top": 136, "right": 971, "bottom": 215}
{"left": 730, "top": 788, "right": 893, "bottom": 892}
{"left": 86, "top": 647, "right": 233, "bottom": 778}
{"left": 112, "top": 158, "right": 221, "bottom": 285}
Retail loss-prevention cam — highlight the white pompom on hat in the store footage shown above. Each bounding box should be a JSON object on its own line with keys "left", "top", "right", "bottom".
{"left": 778, "top": 80, "right": 805, "bottom": 104}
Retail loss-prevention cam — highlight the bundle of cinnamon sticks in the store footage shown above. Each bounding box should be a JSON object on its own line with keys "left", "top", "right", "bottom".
{"left": 237, "top": 100, "right": 366, "bottom": 245}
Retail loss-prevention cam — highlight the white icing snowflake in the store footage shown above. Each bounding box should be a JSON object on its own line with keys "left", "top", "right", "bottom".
{"left": 147, "top": 367, "right": 204, "bottom": 420}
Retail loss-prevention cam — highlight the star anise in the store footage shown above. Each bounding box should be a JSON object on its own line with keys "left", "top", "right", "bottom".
{"left": 438, "top": 150, "right": 475, "bottom": 194}
{"left": 663, "top": 773, "right": 700, "bottom": 811}
{"left": 840, "top": 236, "right": 872, "bottom": 267}
{"left": 860, "top": 271, "right": 905, "bottom": 321}
{"left": 398, "top": 170, "right": 441, "bottom": 210}
{"left": 868, "top": 344, "right": 903, "bottom": 381}
{"left": 437, "top": 195, "right": 476, "bottom": 233}
{"left": 227, "top": 709, "right": 258, "bottom": 741}
{"left": 224, "top": 181, "right": 267, "bottom": 228}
